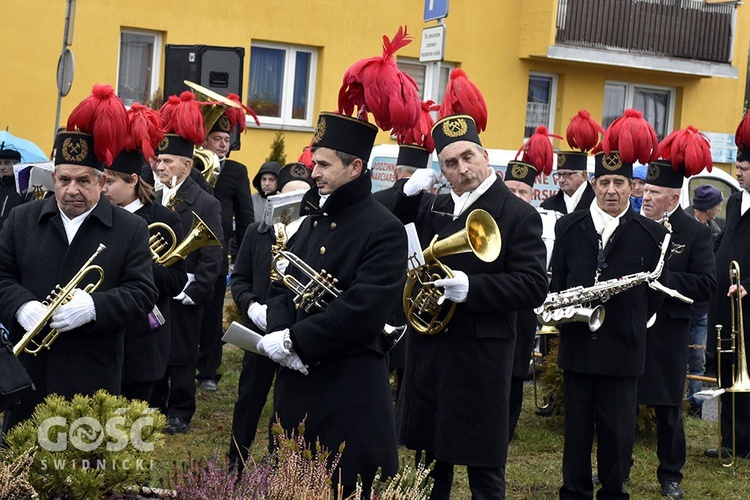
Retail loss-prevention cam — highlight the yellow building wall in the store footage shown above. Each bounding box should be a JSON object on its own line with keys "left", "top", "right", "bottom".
{"left": 2, "top": 0, "right": 748, "bottom": 179}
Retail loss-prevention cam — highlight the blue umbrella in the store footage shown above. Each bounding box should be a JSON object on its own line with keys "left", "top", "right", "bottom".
{"left": 0, "top": 130, "right": 49, "bottom": 163}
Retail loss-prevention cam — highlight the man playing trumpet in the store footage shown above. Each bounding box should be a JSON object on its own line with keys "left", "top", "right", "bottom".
{"left": 0, "top": 85, "right": 157, "bottom": 435}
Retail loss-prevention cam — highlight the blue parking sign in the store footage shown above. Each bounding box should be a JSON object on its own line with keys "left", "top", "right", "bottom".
{"left": 424, "top": 0, "right": 449, "bottom": 22}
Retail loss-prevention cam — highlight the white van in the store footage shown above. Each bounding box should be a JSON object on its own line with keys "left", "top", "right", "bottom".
{"left": 368, "top": 144, "right": 739, "bottom": 219}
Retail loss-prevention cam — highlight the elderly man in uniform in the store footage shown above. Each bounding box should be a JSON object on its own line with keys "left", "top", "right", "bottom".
{"left": 150, "top": 92, "right": 224, "bottom": 435}
{"left": 394, "top": 114, "right": 548, "bottom": 499}
{"left": 0, "top": 85, "right": 157, "bottom": 433}
{"left": 259, "top": 113, "right": 407, "bottom": 495}
{"left": 541, "top": 150, "right": 595, "bottom": 214}
{"left": 552, "top": 149, "right": 669, "bottom": 500}
{"left": 638, "top": 156, "right": 716, "bottom": 499}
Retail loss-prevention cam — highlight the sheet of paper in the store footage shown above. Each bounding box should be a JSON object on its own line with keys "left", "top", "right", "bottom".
{"left": 222, "top": 321, "right": 265, "bottom": 356}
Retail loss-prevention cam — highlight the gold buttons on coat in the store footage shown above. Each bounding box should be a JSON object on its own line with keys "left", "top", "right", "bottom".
{"left": 330, "top": 222, "right": 337, "bottom": 229}
{"left": 313, "top": 221, "right": 318, "bottom": 227}
{"left": 320, "top": 246, "right": 326, "bottom": 255}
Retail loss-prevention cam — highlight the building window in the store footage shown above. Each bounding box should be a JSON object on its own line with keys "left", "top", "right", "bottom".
{"left": 117, "top": 30, "right": 161, "bottom": 107}
{"left": 248, "top": 43, "right": 317, "bottom": 127}
{"left": 397, "top": 58, "right": 454, "bottom": 103}
{"left": 525, "top": 73, "right": 557, "bottom": 139}
{"left": 603, "top": 82, "right": 674, "bottom": 141}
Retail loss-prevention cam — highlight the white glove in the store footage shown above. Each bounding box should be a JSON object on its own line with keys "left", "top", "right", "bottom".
{"left": 275, "top": 258, "right": 289, "bottom": 276}
{"left": 247, "top": 302, "right": 267, "bottom": 332}
{"left": 16, "top": 300, "right": 47, "bottom": 332}
{"left": 180, "top": 294, "right": 196, "bottom": 306}
{"left": 280, "top": 352, "right": 309, "bottom": 375}
{"left": 403, "top": 168, "right": 441, "bottom": 196}
{"left": 257, "top": 328, "right": 291, "bottom": 362}
{"left": 434, "top": 270, "right": 470, "bottom": 304}
{"left": 49, "top": 289, "right": 96, "bottom": 332}
{"left": 173, "top": 273, "right": 196, "bottom": 301}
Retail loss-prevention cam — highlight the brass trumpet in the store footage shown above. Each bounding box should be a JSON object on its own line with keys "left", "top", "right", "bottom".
{"left": 403, "top": 209, "right": 501, "bottom": 335}
{"left": 155, "top": 212, "right": 222, "bottom": 267}
{"left": 716, "top": 260, "right": 750, "bottom": 467}
{"left": 14, "top": 244, "right": 106, "bottom": 356}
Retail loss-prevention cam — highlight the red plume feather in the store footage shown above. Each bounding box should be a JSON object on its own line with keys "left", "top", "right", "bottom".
{"left": 225, "top": 93, "right": 260, "bottom": 132}
{"left": 601, "top": 108, "right": 658, "bottom": 164}
{"left": 125, "top": 103, "right": 164, "bottom": 162}
{"left": 159, "top": 91, "right": 205, "bottom": 146}
{"left": 338, "top": 26, "right": 421, "bottom": 137}
{"left": 566, "top": 110, "right": 604, "bottom": 152}
{"left": 655, "top": 125, "right": 713, "bottom": 176}
{"left": 516, "top": 126, "right": 563, "bottom": 175}
{"left": 396, "top": 100, "right": 437, "bottom": 153}
{"left": 298, "top": 141, "right": 314, "bottom": 170}
{"left": 735, "top": 111, "right": 750, "bottom": 153}
{"left": 66, "top": 84, "right": 129, "bottom": 166}
{"left": 439, "top": 69, "right": 488, "bottom": 133}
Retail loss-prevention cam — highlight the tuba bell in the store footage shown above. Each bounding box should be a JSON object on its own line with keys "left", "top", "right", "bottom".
{"left": 403, "top": 209, "right": 501, "bottom": 335}
{"left": 157, "top": 212, "right": 222, "bottom": 267}
{"left": 184, "top": 80, "right": 241, "bottom": 187}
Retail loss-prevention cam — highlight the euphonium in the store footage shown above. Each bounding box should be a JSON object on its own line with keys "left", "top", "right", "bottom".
{"left": 403, "top": 209, "right": 501, "bottom": 335}
{"left": 185, "top": 80, "right": 241, "bottom": 188}
{"left": 13, "top": 244, "right": 106, "bottom": 356}
{"left": 716, "top": 261, "right": 750, "bottom": 467}
{"left": 157, "top": 212, "right": 222, "bottom": 267}
{"left": 148, "top": 222, "right": 177, "bottom": 262}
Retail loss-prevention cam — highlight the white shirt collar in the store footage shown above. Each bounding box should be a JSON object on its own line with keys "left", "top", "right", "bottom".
{"left": 58, "top": 205, "right": 96, "bottom": 244}
{"left": 741, "top": 189, "right": 750, "bottom": 216}
{"left": 450, "top": 168, "right": 497, "bottom": 217}
{"left": 122, "top": 199, "right": 144, "bottom": 214}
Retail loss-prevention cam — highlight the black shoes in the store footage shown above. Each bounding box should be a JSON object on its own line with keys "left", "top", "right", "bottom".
{"left": 199, "top": 379, "right": 219, "bottom": 392}
{"left": 704, "top": 447, "right": 731, "bottom": 459}
{"left": 687, "top": 402, "right": 702, "bottom": 419}
{"left": 660, "top": 481, "right": 684, "bottom": 499}
{"left": 164, "top": 417, "right": 190, "bottom": 435}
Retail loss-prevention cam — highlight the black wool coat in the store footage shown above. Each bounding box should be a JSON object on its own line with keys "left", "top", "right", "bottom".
{"left": 393, "top": 177, "right": 548, "bottom": 467}
{"left": 0, "top": 196, "right": 157, "bottom": 400}
{"left": 213, "top": 159, "right": 254, "bottom": 273}
{"left": 552, "top": 209, "right": 669, "bottom": 377}
{"left": 231, "top": 221, "right": 275, "bottom": 324}
{"left": 540, "top": 181, "right": 596, "bottom": 214}
{"left": 266, "top": 172, "right": 407, "bottom": 487}
{"left": 637, "top": 208, "right": 716, "bottom": 405}
{"left": 156, "top": 176, "right": 224, "bottom": 365}
{"left": 122, "top": 202, "right": 188, "bottom": 383}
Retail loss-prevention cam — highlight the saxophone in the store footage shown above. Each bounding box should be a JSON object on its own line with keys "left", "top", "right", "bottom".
{"left": 535, "top": 233, "right": 692, "bottom": 332}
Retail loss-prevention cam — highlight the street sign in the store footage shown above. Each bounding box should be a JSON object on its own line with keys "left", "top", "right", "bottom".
{"left": 56, "top": 48, "right": 75, "bottom": 97}
{"left": 420, "top": 25, "right": 446, "bottom": 63}
{"left": 424, "top": 0, "right": 449, "bottom": 22}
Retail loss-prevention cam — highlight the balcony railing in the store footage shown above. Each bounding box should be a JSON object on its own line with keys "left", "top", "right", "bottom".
{"left": 556, "top": 0, "right": 735, "bottom": 64}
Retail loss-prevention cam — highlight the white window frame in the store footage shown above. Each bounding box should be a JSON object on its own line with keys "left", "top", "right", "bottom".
{"left": 397, "top": 57, "right": 455, "bottom": 103}
{"left": 116, "top": 29, "right": 162, "bottom": 108}
{"left": 248, "top": 42, "right": 317, "bottom": 129}
{"left": 604, "top": 81, "right": 675, "bottom": 140}
{"left": 525, "top": 72, "right": 558, "bottom": 140}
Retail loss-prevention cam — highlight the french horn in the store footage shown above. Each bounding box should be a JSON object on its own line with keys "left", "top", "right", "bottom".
{"left": 403, "top": 209, "right": 501, "bottom": 335}
{"left": 155, "top": 212, "right": 222, "bottom": 267}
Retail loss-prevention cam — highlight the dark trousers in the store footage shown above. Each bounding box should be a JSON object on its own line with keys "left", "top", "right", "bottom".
{"left": 416, "top": 450, "right": 505, "bottom": 500}
{"left": 228, "top": 350, "right": 277, "bottom": 470}
{"left": 121, "top": 381, "right": 155, "bottom": 403}
{"left": 653, "top": 405, "right": 685, "bottom": 484}
{"left": 196, "top": 276, "right": 227, "bottom": 383}
{"left": 151, "top": 364, "right": 197, "bottom": 422}
{"left": 720, "top": 391, "right": 750, "bottom": 453}
{"left": 508, "top": 375, "right": 524, "bottom": 441}
{"left": 560, "top": 371, "right": 636, "bottom": 500}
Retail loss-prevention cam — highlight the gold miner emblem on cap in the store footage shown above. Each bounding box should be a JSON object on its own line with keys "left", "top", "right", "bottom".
{"left": 158, "top": 136, "right": 170, "bottom": 152}
{"left": 557, "top": 154, "right": 566, "bottom": 168}
{"left": 647, "top": 164, "right": 661, "bottom": 181}
{"left": 217, "top": 115, "right": 231, "bottom": 133}
{"left": 291, "top": 163, "right": 309, "bottom": 178}
{"left": 313, "top": 116, "right": 327, "bottom": 144}
{"left": 442, "top": 117, "right": 468, "bottom": 138}
{"left": 61, "top": 137, "right": 89, "bottom": 163}
{"left": 602, "top": 153, "right": 622, "bottom": 172}
{"left": 511, "top": 163, "right": 529, "bottom": 179}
